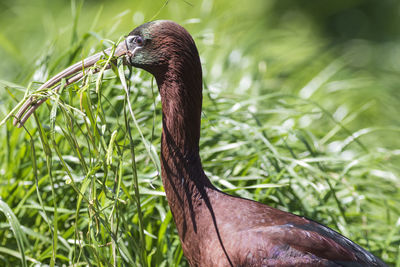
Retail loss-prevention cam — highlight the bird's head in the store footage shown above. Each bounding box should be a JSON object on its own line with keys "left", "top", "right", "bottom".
{"left": 125, "top": 20, "right": 198, "bottom": 76}
{"left": 13, "top": 20, "right": 200, "bottom": 127}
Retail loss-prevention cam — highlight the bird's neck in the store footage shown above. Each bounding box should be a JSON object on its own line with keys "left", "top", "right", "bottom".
{"left": 158, "top": 65, "right": 202, "bottom": 158}
{"left": 156, "top": 56, "right": 215, "bottom": 237}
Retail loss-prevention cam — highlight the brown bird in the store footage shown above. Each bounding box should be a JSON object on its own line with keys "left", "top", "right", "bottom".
{"left": 14, "top": 20, "right": 387, "bottom": 267}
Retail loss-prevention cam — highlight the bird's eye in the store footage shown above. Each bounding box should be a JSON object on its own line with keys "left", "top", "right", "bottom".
{"left": 135, "top": 36, "right": 144, "bottom": 46}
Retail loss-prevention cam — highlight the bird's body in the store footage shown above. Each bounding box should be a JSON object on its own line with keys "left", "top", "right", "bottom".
{"left": 140, "top": 21, "right": 386, "bottom": 266}
{"left": 14, "top": 20, "right": 387, "bottom": 266}
{"left": 166, "top": 189, "right": 382, "bottom": 266}
{"left": 159, "top": 143, "right": 383, "bottom": 266}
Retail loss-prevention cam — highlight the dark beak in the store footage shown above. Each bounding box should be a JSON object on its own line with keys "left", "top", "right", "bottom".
{"left": 13, "top": 40, "right": 130, "bottom": 128}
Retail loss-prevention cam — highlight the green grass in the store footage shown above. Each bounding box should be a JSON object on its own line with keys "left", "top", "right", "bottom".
{"left": 1, "top": 0, "right": 400, "bottom": 266}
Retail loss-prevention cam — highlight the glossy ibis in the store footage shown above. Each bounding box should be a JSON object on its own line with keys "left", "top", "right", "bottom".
{"left": 14, "top": 20, "right": 387, "bottom": 267}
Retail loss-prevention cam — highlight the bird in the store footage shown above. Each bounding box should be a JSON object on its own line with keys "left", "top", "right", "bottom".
{"left": 13, "top": 20, "right": 387, "bottom": 267}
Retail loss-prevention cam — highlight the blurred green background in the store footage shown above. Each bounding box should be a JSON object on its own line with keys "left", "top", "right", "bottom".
{"left": 0, "top": 0, "right": 399, "bottom": 266}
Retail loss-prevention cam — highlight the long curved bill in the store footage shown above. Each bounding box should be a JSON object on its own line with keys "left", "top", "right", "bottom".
{"left": 13, "top": 41, "right": 129, "bottom": 128}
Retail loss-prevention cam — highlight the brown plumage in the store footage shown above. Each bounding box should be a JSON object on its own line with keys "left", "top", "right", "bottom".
{"left": 14, "top": 20, "right": 387, "bottom": 267}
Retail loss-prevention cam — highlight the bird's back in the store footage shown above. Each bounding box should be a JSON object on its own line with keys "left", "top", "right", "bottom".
{"left": 182, "top": 190, "right": 386, "bottom": 267}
